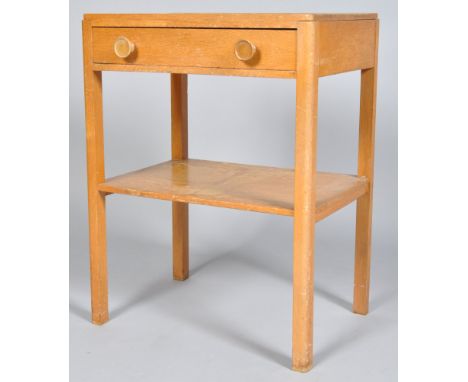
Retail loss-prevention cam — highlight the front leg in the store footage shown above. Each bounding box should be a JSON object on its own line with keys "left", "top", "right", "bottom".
{"left": 291, "top": 21, "right": 319, "bottom": 372}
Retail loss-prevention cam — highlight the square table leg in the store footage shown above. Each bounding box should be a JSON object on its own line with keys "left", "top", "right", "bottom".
{"left": 291, "top": 21, "right": 319, "bottom": 372}
{"left": 353, "top": 21, "right": 379, "bottom": 315}
{"left": 171, "top": 73, "right": 189, "bottom": 281}
{"left": 83, "top": 20, "right": 109, "bottom": 325}
{"left": 353, "top": 65, "right": 378, "bottom": 315}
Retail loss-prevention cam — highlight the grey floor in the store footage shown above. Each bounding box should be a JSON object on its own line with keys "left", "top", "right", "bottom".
{"left": 70, "top": 201, "right": 397, "bottom": 382}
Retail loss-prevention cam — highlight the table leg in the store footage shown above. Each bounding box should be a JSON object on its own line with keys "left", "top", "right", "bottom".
{"left": 353, "top": 21, "right": 379, "bottom": 315}
{"left": 292, "top": 21, "right": 319, "bottom": 372}
{"left": 83, "top": 20, "right": 108, "bottom": 324}
{"left": 171, "top": 73, "right": 189, "bottom": 281}
{"left": 353, "top": 66, "right": 378, "bottom": 315}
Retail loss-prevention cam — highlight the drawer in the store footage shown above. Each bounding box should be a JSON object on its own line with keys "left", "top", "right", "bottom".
{"left": 92, "top": 27, "right": 296, "bottom": 71}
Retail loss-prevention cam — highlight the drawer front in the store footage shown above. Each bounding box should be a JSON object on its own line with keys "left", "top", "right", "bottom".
{"left": 92, "top": 27, "right": 296, "bottom": 71}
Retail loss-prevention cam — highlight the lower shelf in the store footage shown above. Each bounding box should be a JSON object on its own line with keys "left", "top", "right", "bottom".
{"left": 98, "top": 159, "right": 368, "bottom": 220}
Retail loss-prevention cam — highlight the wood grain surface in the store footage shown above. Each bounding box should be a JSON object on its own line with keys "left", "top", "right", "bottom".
{"left": 83, "top": 19, "right": 109, "bottom": 325}
{"left": 318, "top": 20, "right": 377, "bottom": 76}
{"left": 92, "top": 62, "right": 295, "bottom": 79}
{"left": 92, "top": 27, "right": 296, "bottom": 71}
{"left": 291, "top": 21, "right": 318, "bottom": 372}
{"left": 171, "top": 74, "right": 189, "bottom": 282}
{"left": 82, "top": 12, "right": 380, "bottom": 373}
{"left": 98, "top": 159, "right": 368, "bottom": 221}
{"left": 84, "top": 13, "right": 377, "bottom": 28}
{"left": 353, "top": 20, "right": 380, "bottom": 315}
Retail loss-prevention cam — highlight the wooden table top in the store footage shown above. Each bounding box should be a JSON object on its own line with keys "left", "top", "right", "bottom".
{"left": 84, "top": 13, "right": 378, "bottom": 29}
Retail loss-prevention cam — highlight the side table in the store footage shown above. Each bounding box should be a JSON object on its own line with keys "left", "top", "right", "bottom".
{"left": 82, "top": 13, "right": 379, "bottom": 372}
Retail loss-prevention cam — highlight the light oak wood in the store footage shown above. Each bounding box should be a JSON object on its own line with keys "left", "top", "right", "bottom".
{"left": 82, "top": 12, "right": 380, "bottom": 373}
{"left": 92, "top": 62, "right": 295, "bottom": 79}
{"left": 98, "top": 159, "right": 368, "bottom": 220}
{"left": 92, "top": 28, "right": 296, "bottom": 71}
{"left": 84, "top": 13, "right": 377, "bottom": 28}
{"left": 113, "top": 36, "right": 135, "bottom": 58}
{"left": 91, "top": 19, "right": 377, "bottom": 78}
{"left": 353, "top": 21, "right": 379, "bottom": 315}
{"left": 318, "top": 20, "right": 377, "bottom": 77}
{"left": 291, "top": 21, "right": 319, "bottom": 372}
{"left": 234, "top": 40, "right": 256, "bottom": 62}
{"left": 82, "top": 20, "right": 108, "bottom": 325}
{"left": 171, "top": 74, "right": 189, "bottom": 281}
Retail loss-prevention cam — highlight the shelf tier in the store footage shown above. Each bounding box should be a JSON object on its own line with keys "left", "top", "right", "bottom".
{"left": 98, "top": 159, "right": 369, "bottom": 221}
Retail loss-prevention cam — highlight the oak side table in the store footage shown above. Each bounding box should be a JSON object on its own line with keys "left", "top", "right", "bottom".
{"left": 82, "top": 13, "right": 379, "bottom": 372}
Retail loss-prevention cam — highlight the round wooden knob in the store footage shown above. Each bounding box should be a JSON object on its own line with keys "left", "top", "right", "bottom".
{"left": 114, "top": 36, "right": 135, "bottom": 58}
{"left": 234, "top": 40, "right": 256, "bottom": 61}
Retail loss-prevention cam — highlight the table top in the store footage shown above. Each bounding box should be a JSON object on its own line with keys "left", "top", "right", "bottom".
{"left": 84, "top": 13, "right": 378, "bottom": 29}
